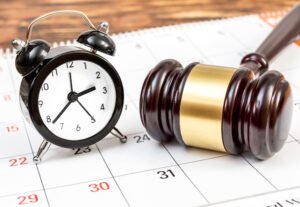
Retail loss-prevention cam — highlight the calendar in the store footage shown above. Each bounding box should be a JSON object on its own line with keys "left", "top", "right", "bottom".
{"left": 0, "top": 12, "right": 300, "bottom": 207}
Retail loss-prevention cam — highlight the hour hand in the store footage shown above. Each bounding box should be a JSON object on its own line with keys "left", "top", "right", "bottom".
{"left": 77, "top": 86, "right": 96, "bottom": 97}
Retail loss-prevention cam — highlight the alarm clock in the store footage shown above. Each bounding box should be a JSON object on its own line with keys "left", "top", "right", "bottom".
{"left": 11, "top": 10, "right": 127, "bottom": 163}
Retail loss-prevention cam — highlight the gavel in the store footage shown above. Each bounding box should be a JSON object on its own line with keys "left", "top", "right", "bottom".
{"left": 139, "top": 4, "right": 300, "bottom": 159}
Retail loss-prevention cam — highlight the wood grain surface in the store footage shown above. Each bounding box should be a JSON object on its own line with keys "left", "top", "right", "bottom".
{"left": 0, "top": 0, "right": 298, "bottom": 48}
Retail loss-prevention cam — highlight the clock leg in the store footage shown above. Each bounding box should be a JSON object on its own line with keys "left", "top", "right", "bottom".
{"left": 110, "top": 127, "right": 127, "bottom": 143}
{"left": 33, "top": 139, "right": 51, "bottom": 164}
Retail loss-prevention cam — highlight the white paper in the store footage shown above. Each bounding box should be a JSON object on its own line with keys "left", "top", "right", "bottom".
{"left": 0, "top": 14, "right": 299, "bottom": 207}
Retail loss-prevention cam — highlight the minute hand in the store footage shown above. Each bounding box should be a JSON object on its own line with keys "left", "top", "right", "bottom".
{"left": 52, "top": 101, "right": 72, "bottom": 124}
{"left": 77, "top": 86, "right": 96, "bottom": 98}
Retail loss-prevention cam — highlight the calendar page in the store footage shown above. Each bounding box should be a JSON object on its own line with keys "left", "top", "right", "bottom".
{"left": 0, "top": 13, "right": 300, "bottom": 207}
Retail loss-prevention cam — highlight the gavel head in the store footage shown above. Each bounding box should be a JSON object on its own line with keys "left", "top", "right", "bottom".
{"left": 140, "top": 59, "right": 293, "bottom": 160}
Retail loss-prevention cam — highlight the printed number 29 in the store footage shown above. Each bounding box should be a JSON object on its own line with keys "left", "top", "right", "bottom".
{"left": 18, "top": 194, "right": 38, "bottom": 205}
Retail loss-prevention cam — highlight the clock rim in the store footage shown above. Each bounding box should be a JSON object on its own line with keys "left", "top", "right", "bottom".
{"left": 28, "top": 49, "right": 124, "bottom": 148}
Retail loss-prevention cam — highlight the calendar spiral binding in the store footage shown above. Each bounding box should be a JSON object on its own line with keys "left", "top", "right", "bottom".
{"left": 0, "top": 10, "right": 288, "bottom": 58}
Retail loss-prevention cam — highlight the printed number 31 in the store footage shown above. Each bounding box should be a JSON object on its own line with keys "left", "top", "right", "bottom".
{"left": 157, "top": 169, "right": 175, "bottom": 179}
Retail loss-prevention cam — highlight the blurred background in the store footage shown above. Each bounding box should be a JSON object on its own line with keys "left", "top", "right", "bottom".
{"left": 0, "top": 0, "right": 298, "bottom": 48}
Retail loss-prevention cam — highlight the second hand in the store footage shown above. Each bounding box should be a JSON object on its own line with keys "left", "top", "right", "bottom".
{"left": 76, "top": 99, "right": 96, "bottom": 122}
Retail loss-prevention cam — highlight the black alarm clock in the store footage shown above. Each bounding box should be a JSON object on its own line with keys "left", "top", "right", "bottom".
{"left": 11, "top": 10, "right": 127, "bottom": 163}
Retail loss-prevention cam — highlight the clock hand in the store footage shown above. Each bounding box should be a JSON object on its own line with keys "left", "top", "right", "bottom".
{"left": 52, "top": 101, "right": 72, "bottom": 124}
{"left": 69, "top": 72, "right": 73, "bottom": 92}
{"left": 76, "top": 99, "right": 96, "bottom": 122}
{"left": 52, "top": 86, "right": 96, "bottom": 124}
{"left": 77, "top": 86, "right": 96, "bottom": 97}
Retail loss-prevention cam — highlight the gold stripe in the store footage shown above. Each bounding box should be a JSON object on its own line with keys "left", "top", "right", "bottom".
{"left": 179, "top": 64, "right": 236, "bottom": 152}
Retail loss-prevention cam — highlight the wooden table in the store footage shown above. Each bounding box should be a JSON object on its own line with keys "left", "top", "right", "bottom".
{"left": 0, "top": 0, "right": 298, "bottom": 48}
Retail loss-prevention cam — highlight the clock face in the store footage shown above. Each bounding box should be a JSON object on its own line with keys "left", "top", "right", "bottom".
{"left": 37, "top": 60, "right": 117, "bottom": 141}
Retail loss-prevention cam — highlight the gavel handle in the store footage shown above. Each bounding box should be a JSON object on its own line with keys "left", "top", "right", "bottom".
{"left": 256, "top": 3, "right": 300, "bottom": 62}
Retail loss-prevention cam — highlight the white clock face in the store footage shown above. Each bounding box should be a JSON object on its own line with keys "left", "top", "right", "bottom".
{"left": 38, "top": 60, "right": 116, "bottom": 141}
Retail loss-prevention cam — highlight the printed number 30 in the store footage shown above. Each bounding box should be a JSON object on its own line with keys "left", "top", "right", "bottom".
{"left": 89, "top": 182, "right": 110, "bottom": 192}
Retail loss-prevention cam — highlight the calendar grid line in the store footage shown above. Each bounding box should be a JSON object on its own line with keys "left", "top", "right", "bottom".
{"left": 175, "top": 28, "right": 214, "bottom": 64}
{"left": 0, "top": 14, "right": 299, "bottom": 206}
{"left": 0, "top": 90, "right": 15, "bottom": 96}
{"left": 102, "top": 136, "right": 297, "bottom": 171}
{"left": 0, "top": 151, "right": 33, "bottom": 161}
{"left": 95, "top": 144, "right": 131, "bottom": 207}
{"left": 241, "top": 155, "right": 278, "bottom": 190}
{"left": 0, "top": 161, "right": 185, "bottom": 196}
{"left": 33, "top": 161, "right": 51, "bottom": 207}
{"left": 103, "top": 131, "right": 147, "bottom": 142}
{"left": 44, "top": 176, "right": 112, "bottom": 191}
{"left": 218, "top": 26, "right": 252, "bottom": 63}
{"left": 0, "top": 175, "right": 115, "bottom": 199}
{"left": 162, "top": 144, "right": 210, "bottom": 204}
{"left": 181, "top": 24, "right": 244, "bottom": 65}
{"left": 286, "top": 139, "right": 298, "bottom": 143}
{"left": 200, "top": 184, "right": 300, "bottom": 207}
{"left": 136, "top": 31, "right": 171, "bottom": 64}
{"left": 1, "top": 172, "right": 299, "bottom": 207}
{"left": 223, "top": 25, "right": 253, "bottom": 53}
{"left": 175, "top": 154, "right": 229, "bottom": 165}
{"left": 122, "top": 90, "right": 140, "bottom": 113}
{"left": 8, "top": 145, "right": 286, "bottom": 195}
{"left": 0, "top": 189, "right": 45, "bottom": 200}
{"left": 290, "top": 134, "right": 300, "bottom": 144}
{"left": 0, "top": 129, "right": 148, "bottom": 161}
{"left": 4, "top": 56, "right": 52, "bottom": 207}
{"left": 230, "top": 20, "right": 269, "bottom": 50}
{"left": 112, "top": 164, "right": 178, "bottom": 178}
{"left": 114, "top": 25, "right": 298, "bottom": 205}
{"left": 136, "top": 32, "right": 213, "bottom": 204}
{"left": 278, "top": 67, "right": 300, "bottom": 75}
{"left": 289, "top": 133, "right": 298, "bottom": 141}
{"left": 1, "top": 133, "right": 295, "bottom": 172}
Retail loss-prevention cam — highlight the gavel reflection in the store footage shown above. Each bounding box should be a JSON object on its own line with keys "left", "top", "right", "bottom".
{"left": 139, "top": 4, "right": 300, "bottom": 159}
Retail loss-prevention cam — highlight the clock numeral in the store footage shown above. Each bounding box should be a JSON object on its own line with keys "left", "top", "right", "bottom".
{"left": 76, "top": 125, "right": 81, "bottom": 131}
{"left": 84, "top": 62, "right": 87, "bottom": 69}
{"left": 51, "top": 69, "right": 58, "bottom": 76}
{"left": 46, "top": 115, "right": 51, "bottom": 123}
{"left": 157, "top": 169, "right": 175, "bottom": 179}
{"left": 96, "top": 71, "right": 101, "bottom": 79}
{"left": 103, "top": 87, "right": 107, "bottom": 94}
{"left": 38, "top": 100, "right": 43, "bottom": 107}
{"left": 41, "top": 83, "right": 49, "bottom": 91}
{"left": 100, "top": 104, "right": 105, "bottom": 110}
{"left": 60, "top": 123, "right": 64, "bottom": 130}
{"left": 66, "top": 61, "right": 74, "bottom": 68}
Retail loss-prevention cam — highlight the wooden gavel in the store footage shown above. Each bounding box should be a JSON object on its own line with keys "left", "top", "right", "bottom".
{"left": 139, "top": 4, "right": 300, "bottom": 159}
